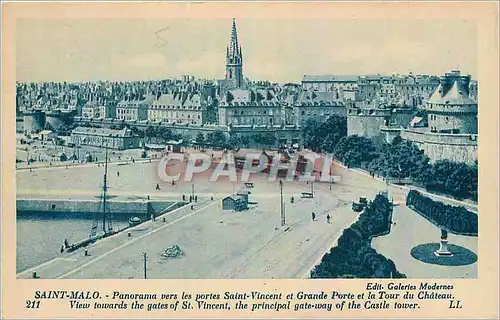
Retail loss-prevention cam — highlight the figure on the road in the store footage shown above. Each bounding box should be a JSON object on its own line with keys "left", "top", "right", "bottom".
{"left": 117, "top": 171, "right": 120, "bottom": 177}
{"left": 156, "top": 183, "right": 160, "bottom": 190}
{"left": 182, "top": 194, "right": 186, "bottom": 201}
{"left": 326, "top": 214, "right": 331, "bottom": 224}
{"left": 312, "top": 212, "right": 316, "bottom": 221}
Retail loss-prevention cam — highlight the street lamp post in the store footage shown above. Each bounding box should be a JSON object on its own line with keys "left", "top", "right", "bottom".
{"left": 279, "top": 180, "right": 285, "bottom": 226}
{"left": 142, "top": 252, "right": 148, "bottom": 279}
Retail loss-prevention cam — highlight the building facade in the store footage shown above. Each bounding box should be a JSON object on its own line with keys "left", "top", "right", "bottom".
{"left": 116, "top": 95, "right": 154, "bottom": 121}
{"left": 82, "top": 101, "right": 116, "bottom": 120}
{"left": 148, "top": 91, "right": 211, "bottom": 125}
{"left": 219, "top": 88, "right": 283, "bottom": 127}
{"left": 290, "top": 91, "right": 346, "bottom": 126}
{"left": 301, "top": 75, "right": 358, "bottom": 92}
{"left": 71, "top": 126, "right": 141, "bottom": 150}
{"left": 424, "top": 70, "right": 477, "bottom": 134}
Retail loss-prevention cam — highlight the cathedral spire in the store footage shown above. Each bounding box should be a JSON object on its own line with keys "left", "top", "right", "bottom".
{"left": 228, "top": 18, "right": 240, "bottom": 58}
{"left": 225, "top": 18, "right": 243, "bottom": 89}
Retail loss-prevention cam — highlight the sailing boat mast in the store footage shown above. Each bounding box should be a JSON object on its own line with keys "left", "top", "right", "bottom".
{"left": 102, "top": 144, "right": 108, "bottom": 234}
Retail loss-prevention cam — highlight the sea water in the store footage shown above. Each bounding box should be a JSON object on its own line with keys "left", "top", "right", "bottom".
{"left": 16, "top": 212, "right": 129, "bottom": 272}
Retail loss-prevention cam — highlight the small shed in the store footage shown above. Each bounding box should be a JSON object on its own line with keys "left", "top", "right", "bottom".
{"left": 40, "top": 130, "right": 57, "bottom": 141}
{"left": 165, "top": 140, "right": 184, "bottom": 153}
{"left": 222, "top": 195, "right": 248, "bottom": 211}
{"left": 59, "top": 152, "right": 68, "bottom": 161}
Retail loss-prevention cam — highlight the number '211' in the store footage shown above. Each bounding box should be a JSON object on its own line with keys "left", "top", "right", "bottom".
{"left": 25, "top": 300, "right": 40, "bottom": 309}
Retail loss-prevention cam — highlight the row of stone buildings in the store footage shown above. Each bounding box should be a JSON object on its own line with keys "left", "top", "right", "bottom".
{"left": 18, "top": 19, "right": 479, "bottom": 165}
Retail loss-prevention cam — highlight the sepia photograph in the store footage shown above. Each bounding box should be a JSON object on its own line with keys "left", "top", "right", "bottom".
{"left": 1, "top": 2, "right": 498, "bottom": 319}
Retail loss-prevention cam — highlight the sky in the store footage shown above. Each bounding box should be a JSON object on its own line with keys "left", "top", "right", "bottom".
{"left": 16, "top": 18, "right": 477, "bottom": 83}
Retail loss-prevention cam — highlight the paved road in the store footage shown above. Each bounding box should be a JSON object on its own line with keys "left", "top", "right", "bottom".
{"left": 16, "top": 153, "right": 477, "bottom": 279}
{"left": 18, "top": 177, "right": 361, "bottom": 279}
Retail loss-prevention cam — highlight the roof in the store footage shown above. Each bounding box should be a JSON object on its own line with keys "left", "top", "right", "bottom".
{"left": 409, "top": 117, "right": 424, "bottom": 127}
{"left": 428, "top": 80, "right": 476, "bottom": 105}
{"left": 221, "top": 88, "right": 280, "bottom": 106}
{"left": 117, "top": 95, "right": 154, "bottom": 108}
{"left": 40, "top": 130, "right": 54, "bottom": 135}
{"left": 296, "top": 91, "right": 344, "bottom": 106}
{"left": 165, "top": 139, "right": 183, "bottom": 145}
{"left": 144, "top": 143, "right": 166, "bottom": 149}
{"left": 302, "top": 75, "right": 359, "bottom": 83}
{"left": 152, "top": 92, "right": 204, "bottom": 108}
{"left": 223, "top": 195, "right": 243, "bottom": 201}
{"left": 72, "top": 126, "right": 134, "bottom": 137}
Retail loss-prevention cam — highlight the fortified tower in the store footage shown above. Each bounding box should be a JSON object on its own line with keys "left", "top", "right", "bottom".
{"left": 225, "top": 19, "right": 244, "bottom": 89}
{"left": 425, "top": 70, "right": 477, "bottom": 134}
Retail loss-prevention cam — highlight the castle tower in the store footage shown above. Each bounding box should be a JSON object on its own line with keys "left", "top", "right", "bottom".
{"left": 425, "top": 70, "right": 477, "bottom": 134}
{"left": 225, "top": 19, "right": 243, "bottom": 89}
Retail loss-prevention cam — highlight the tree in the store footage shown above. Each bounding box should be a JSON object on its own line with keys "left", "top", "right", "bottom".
{"left": 145, "top": 125, "right": 156, "bottom": 143}
{"left": 252, "top": 133, "right": 276, "bottom": 146}
{"left": 333, "top": 135, "right": 378, "bottom": 168}
{"left": 207, "top": 130, "right": 226, "bottom": 148}
{"left": 195, "top": 132, "right": 205, "bottom": 145}
{"left": 303, "top": 115, "right": 347, "bottom": 152}
{"left": 157, "top": 126, "right": 173, "bottom": 142}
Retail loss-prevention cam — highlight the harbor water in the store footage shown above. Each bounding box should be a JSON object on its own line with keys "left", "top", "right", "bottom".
{"left": 16, "top": 212, "right": 130, "bottom": 273}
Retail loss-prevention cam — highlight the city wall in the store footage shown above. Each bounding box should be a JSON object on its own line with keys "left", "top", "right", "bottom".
{"left": 16, "top": 199, "right": 180, "bottom": 220}
{"left": 230, "top": 125, "right": 304, "bottom": 146}
{"left": 347, "top": 114, "right": 387, "bottom": 144}
{"left": 74, "top": 118, "right": 230, "bottom": 138}
{"left": 401, "top": 129, "right": 478, "bottom": 164}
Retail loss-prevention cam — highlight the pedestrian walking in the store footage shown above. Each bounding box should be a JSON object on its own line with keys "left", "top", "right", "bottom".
{"left": 156, "top": 183, "right": 160, "bottom": 190}
{"left": 194, "top": 195, "right": 198, "bottom": 202}
{"left": 117, "top": 171, "right": 120, "bottom": 177}
{"left": 312, "top": 212, "right": 316, "bottom": 221}
{"left": 327, "top": 214, "right": 331, "bottom": 224}
{"left": 182, "top": 195, "right": 186, "bottom": 201}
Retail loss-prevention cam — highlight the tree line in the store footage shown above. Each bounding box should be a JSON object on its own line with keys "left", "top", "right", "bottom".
{"left": 311, "top": 194, "right": 405, "bottom": 279}
{"left": 406, "top": 190, "right": 478, "bottom": 236}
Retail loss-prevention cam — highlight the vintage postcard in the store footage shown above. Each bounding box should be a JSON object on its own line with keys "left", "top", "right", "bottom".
{"left": 1, "top": 1, "right": 499, "bottom": 319}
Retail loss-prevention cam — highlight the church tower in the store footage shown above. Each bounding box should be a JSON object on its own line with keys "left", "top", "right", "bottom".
{"left": 225, "top": 19, "right": 243, "bottom": 89}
